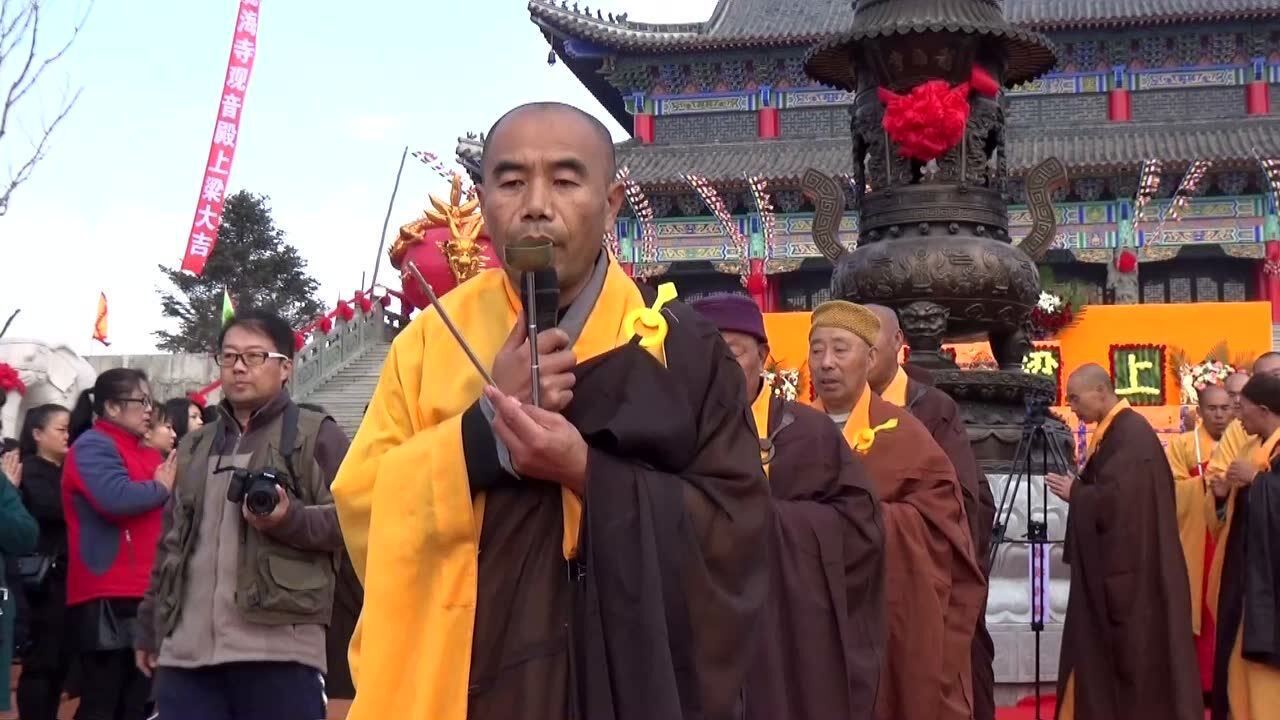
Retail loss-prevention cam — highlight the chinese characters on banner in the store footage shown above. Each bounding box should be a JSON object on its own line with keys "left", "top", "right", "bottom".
{"left": 179, "top": 1, "right": 260, "bottom": 276}
{"left": 1109, "top": 344, "right": 1167, "bottom": 407}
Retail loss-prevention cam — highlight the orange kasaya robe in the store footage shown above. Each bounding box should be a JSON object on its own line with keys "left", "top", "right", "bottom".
{"left": 329, "top": 258, "right": 669, "bottom": 720}
{"left": 1166, "top": 423, "right": 1222, "bottom": 691}
{"left": 1206, "top": 424, "right": 1280, "bottom": 719}
{"left": 826, "top": 385, "right": 984, "bottom": 720}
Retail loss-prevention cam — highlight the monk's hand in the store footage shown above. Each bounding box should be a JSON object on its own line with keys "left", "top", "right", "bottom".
{"left": 484, "top": 385, "right": 589, "bottom": 495}
{"left": 490, "top": 316, "right": 578, "bottom": 413}
{"left": 1227, "top": 458, "right": 1258, "bottom": 488}
{"left": 1045, "top": 472, "right": 1074, "bottom": 502}
{"left": 1210, "top": 473, "right": 1232, "bottom": 499}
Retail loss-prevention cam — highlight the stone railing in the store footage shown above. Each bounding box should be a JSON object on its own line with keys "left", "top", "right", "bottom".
{"left": 290, "top": 302, "right": 395, "bottom": 400}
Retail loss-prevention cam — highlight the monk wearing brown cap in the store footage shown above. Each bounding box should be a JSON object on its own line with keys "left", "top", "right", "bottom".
{"left": 691, "top": 294, "right": 886, "bottom": 720}
{"left": 809, "top": 300, "right": 984, "bottom": 720}
{"left": 865, "top": 303, "right": 996, "bottom": 720}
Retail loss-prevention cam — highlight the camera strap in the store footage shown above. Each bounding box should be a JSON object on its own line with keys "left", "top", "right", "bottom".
{"left": 278, "top": 402, "right": 304, "bottom": 499}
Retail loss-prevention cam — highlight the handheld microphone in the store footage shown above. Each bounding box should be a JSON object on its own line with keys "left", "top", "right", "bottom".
{"left": 523, "top": 269, "right": 559, "bottom": 335}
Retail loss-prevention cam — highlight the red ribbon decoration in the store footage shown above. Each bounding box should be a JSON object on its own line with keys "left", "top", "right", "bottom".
{"left": 336, "top": 301, "right": 354, "bottom": 323}
{"left": 293, "top": 331, "right": 306, "bottom": 351}
{"left": 878, "top": 79, "right": 971, "bottom": 163}
{"left": 318, "top": 316, "right": 333, "bottom": 335}
{"left": 180, "top": 1, "right": 261, "bottom": 276}
{"left": 0, "top": 363, "right": 26, "bottom": 396}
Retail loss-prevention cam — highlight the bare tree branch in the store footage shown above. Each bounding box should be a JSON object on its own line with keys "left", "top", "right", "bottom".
{"left": 0, "top": 0, "right": 91, "bottom": 216}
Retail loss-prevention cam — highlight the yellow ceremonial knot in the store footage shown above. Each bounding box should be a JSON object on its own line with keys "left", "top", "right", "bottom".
{"left": 852, "top": 418, "right": 898, "bottom": 455}
{"left": 626, "top": 282, "right": 678, "bottom": 348}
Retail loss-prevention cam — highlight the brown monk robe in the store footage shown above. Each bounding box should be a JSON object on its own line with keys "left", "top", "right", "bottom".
{"left": 867, "top": 307, "right": 998, "bottom": 720}
{"left": 1047, "top": 364, "right": 1202, "bottom": 720}
{"left": 691, "top": 294, "right": 886, "bottom": 720}
{"left": 331, "top": 103, "right": 770, "bottom": 720}
{"left": 809, "top": 301, "right": 984, "bottom": 720}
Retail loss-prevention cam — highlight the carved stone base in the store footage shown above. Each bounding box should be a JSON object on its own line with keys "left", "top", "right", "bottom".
{"left": 932, "top": 369, "right": 1075, "bottom": 470}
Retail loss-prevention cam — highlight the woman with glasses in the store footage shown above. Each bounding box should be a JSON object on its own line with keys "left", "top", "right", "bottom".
{"left": 63, "top": 368, "right": 177, "bottom": 720}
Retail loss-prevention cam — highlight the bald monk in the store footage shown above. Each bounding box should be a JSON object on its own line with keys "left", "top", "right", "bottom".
{"left": 809, "top": 300, "right": 983, "bottom": 720}
{"left": 1047, "top": 364, "right": 1202, "bottom": 720}
{"left": 1166, "top": 383, "right": 1233, "bottom": 693}
{"left": 331, "top": 102, "right": 770, "bottom": 720}
{"left": 691, "top": 293, "right": 885, "bottom": 720}
{"left": 865, "top": 303, "right": 996, "bottom": 720}
{"left": 1209, "top": 373, "right": 1280, "bottom": 720}
{"left": 1226, "top": 370, "right": 1250, "bottom": 416}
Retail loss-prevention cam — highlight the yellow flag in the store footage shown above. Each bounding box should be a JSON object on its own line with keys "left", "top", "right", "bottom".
{"left": 92, "top": 292, "right": 110, "bottom": 347}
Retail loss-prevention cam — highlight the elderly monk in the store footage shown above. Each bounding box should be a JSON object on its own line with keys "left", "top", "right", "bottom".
{"left": 809, "top": 301, "right": 983, "bottom": 720}
{"left": 1047, "top": 364, "right": 1202, "bottom": 720}
{"left": 331, "top": 102, "right": 771, "bottom": 720}
{"left": 1166, "top": 383, "right": 1233, "bottom": 693}
{"left": 1210, "top": 373, "right": 1280, "bottom": 720}
{"left": 865, "top": 303, "right": 996, "bottom": 720}
{"left": 691, "top": 293, "right": 885, "bottom": 720}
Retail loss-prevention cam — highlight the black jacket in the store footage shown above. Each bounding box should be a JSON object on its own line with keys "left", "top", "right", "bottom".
{"left": 20, "top": 455, "right": 68, "bottom": 561}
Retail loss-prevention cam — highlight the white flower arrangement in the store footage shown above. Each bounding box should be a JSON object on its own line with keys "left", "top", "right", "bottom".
{"left": 1178, "top": 360, "right": 1235, "bottom": 405}
{"left": 1036, "top": 291, "right": 1063, "bottom": 313}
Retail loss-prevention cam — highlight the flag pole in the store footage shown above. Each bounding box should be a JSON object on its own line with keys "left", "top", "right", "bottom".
{"left": 369, "top": 146, "right": 410, "bottom": 295}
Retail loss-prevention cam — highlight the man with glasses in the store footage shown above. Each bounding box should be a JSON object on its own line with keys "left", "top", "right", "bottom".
{"left": 135, "top": 309, "right": 350, "bottom": 720}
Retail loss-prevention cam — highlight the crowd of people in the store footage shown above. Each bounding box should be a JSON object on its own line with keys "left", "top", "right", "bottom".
{"left": 0, "top": 309, "right": 357, "bottom": 720}
{"left": 5, "top": 98, "right": 1280, "bottom": 720}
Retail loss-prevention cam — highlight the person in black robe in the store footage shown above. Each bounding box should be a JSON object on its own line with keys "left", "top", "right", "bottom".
{"left": 691, "top": 293, "right": 885, "bottom": 720}
{"left": 866, "top": 305, "right": 996, "bottom": 720}
{"left": 1047, "top": 364, "right": 1202, "bottom": 720}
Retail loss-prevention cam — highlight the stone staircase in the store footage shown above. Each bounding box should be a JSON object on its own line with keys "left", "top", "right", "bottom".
{"left": 296, "top": 340, "right": 391, "bottom": 438}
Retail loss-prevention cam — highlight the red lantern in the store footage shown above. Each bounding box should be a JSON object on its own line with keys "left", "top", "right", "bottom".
{"left": 878, "top": 80, "right": 972, "bottom": 162}
{"left": 319, "top": 316, "right": 334, "bottom": 334}
{"left": 336, "top": 301, "right": 354, "bottom": 323}
{"left": 1116, "top": 249, "right": 1138, "bottom": 274}
{"left": 396, "top": 225, "right": 499, "bottom": 309}
{"left": 293, "top": 331, "right": 306, "bottom": 351}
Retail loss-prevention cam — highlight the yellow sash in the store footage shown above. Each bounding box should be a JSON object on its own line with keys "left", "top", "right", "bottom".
{"left": 1085, "top": 399, "right": 1131, "bottom": 462}
{"left": 837, "top": 383, "right": 898, "bottom": 454}
{"left": 881, "top": 365, "right": 910, "bottom": 407}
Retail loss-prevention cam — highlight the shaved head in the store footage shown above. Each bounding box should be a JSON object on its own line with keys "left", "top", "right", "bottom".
{"left": 1066, "top": 363, "right": 1118, "bottom": 423}
{"left": 1254, "top": 352, "right": 1280, "bottom": 378}
{"left": 1198, "top": 384, "right": 1232, "bottom": 439}
{"left": 482, "top": 102, "right": 617, "bottom": 181}
{"left": 865, "top": 304, "right": 904, "bottom": 393}
{"left": 1226, "top": 370, "right": 1250, "bottom": 418}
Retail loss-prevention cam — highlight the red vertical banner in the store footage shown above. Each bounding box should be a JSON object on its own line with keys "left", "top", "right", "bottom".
{"left": 180, "top": 1, "right": 260, "bottom": 276}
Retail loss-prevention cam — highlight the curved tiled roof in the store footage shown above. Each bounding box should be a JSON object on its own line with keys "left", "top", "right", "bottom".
{"left": 601, "top": 118, "right": 1280, "bottom": 187}
{"left": 530, "top": 0, "right": 1280, "bottom": 52}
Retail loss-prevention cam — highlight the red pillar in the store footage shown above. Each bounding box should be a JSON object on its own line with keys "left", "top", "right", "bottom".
{"left": 1109, "top": 66, "right": 1131, "bottom": 122}
{"left": 1108, "top": 89, "right": 1131, "bottom": 122}
{"left": 1248, "top": 82, "right": 1271, "bottom": 115}
{"left": 633, "top": 113, "right": 654, "bottom": 144}
{"left": 746, "top": 258, "right": 768, "bottom": 312}
{"left": 758, "top": 107, "right": 780, "bottom": 139}
{"left": 1266, "top": 240, "right": 1280, "bottom": 322}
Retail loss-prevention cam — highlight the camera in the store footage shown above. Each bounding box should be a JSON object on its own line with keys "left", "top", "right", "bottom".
{"left": 227, "top": 466, "right": 286, "bottom": 517}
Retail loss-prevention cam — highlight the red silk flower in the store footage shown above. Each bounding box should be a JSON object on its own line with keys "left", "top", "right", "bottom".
{"left": 335, "top": 301, "right": 354, "bottom": 323}
{"left": 1116, "top": 249, "right": 1138, "bottom": 274}
{"left": 379, "top": 294, "right": 392, "bottom": 308}
{"left": 293, "top": 331, "right": 307, "bottom": 351}
{"left": 357, "top": 295, "right": 373, "bottom": 314}
{"left": 878, "top": 80, "right": 972, "bottom": 163}
{"left": 0, "top": 362, "right": 26, "bottom": 395}
{"left": 318, "top": 316, "right": 334, "bottom": 335}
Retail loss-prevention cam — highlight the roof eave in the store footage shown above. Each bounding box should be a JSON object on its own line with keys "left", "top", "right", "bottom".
{"left": 1020, "top": 9, "right": 1280, "bottom": 32}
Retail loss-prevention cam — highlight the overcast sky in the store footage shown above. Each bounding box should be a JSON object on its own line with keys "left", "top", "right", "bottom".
{"left": 1, "top": 0, "right": 717, "bottom": 355}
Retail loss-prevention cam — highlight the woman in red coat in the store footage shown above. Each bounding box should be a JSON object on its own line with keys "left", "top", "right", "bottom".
{"left": 63, "top": 368, "right": 175, "bottom": 720}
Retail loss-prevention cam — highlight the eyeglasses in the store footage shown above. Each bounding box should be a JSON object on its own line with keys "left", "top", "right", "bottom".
{"left": 213, "top": 351, "right": 289, "bottom": 368}
{"left": 117, "top": 397, "right": 154, "bottom": 409}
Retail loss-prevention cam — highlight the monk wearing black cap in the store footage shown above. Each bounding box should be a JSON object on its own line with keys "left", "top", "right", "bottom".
{"left": 691, "top": 294, "right": 885, "bottom": 720}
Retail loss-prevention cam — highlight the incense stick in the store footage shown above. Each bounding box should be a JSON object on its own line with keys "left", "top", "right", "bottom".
{"left": 404, "top": 261, "right": 497, "bottom": 388}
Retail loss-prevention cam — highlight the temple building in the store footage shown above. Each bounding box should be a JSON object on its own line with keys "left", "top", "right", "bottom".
{"left": 516, "top": 0, "right": 1280, "bottom": 317}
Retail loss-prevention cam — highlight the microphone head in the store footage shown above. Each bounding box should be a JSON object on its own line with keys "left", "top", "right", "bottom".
{"left": 504, "top": 238, "right": 555, "bottom": 272}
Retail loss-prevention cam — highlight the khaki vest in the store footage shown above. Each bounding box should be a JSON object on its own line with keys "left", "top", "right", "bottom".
{"left": 153, "top": 407, "right": 337, "bottom": 640}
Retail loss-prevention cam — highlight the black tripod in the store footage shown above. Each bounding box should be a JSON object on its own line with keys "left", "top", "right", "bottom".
{"left": 988, "top": 393, "right": 1074, "bottom": 720}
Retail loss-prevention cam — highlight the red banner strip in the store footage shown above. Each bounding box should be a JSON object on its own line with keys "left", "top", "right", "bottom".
{"left": 180, "top": 0, "right": 260, "bottom": 276}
